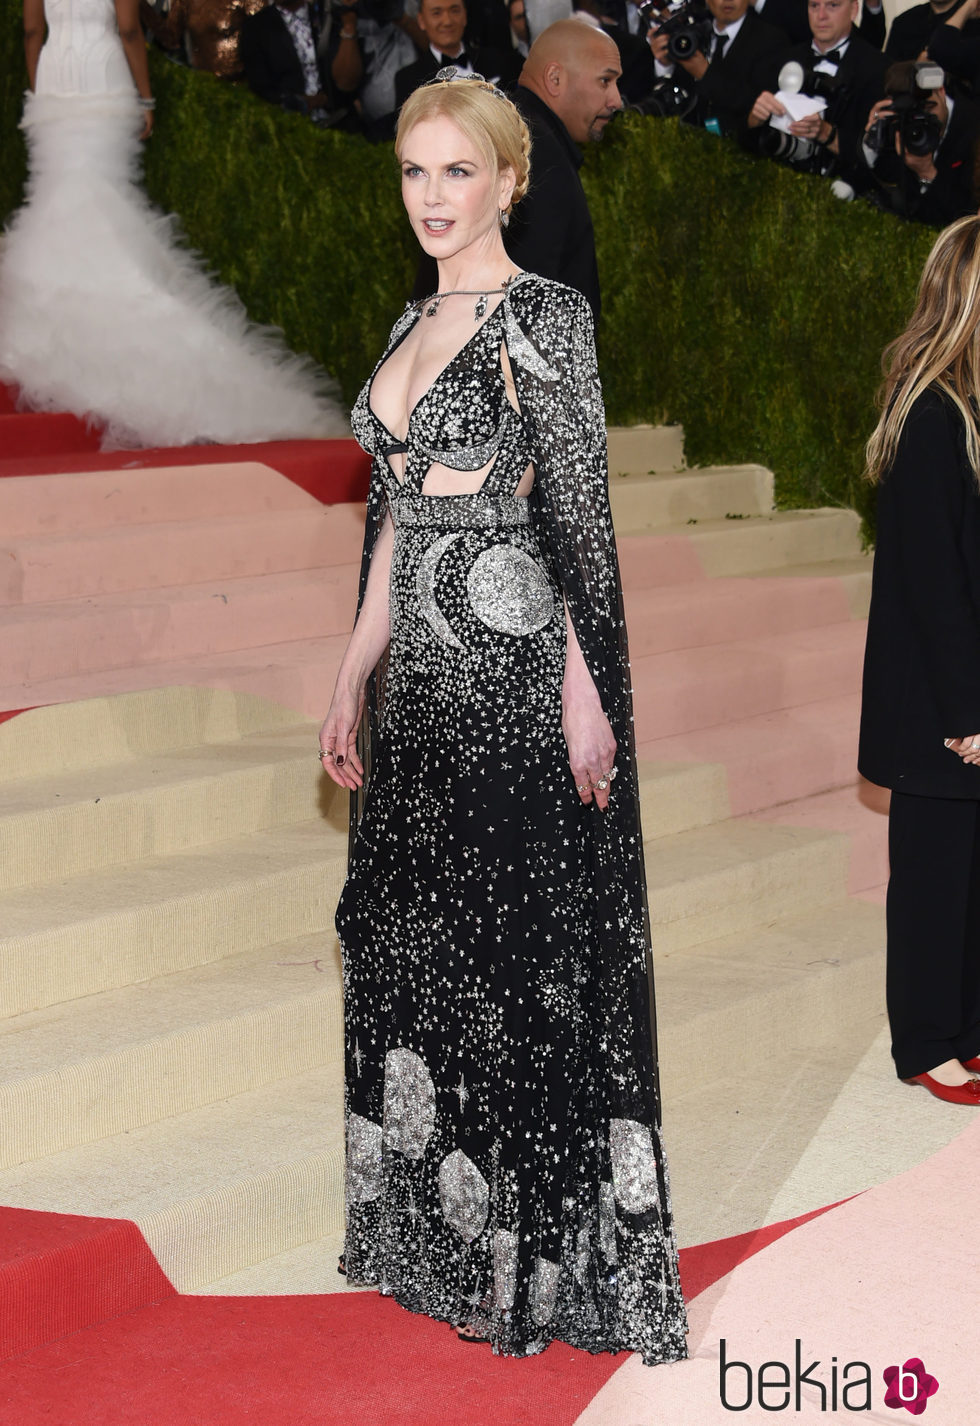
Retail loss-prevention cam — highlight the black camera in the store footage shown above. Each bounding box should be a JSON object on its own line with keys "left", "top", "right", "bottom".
{"left": 756, "top": 60, "right": 839, "bottom": 167}
{"left": 865, "top": 61, "right": 945, "bottom": 160}
{"left": 756, "top": 129, "right": 818, "bottom": 164}
{"left": 639, "top": 0, "right": 713, "bottom": 63}
{"left": 634, "top": 75, "right": 700, "bottom": 118}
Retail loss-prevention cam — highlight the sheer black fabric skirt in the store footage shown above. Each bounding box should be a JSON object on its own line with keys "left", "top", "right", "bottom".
{"left": 336, "top": 492, "right": 687, "bottom": 1363}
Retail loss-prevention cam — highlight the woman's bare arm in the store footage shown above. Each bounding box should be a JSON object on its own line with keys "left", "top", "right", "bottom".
{"left": 24, "top": 0, "right": 45, "bottom": 90}
{"left": 115, "top": 0, "right": 154, "bottom": 134}
{"left": 319, "top": 513, "right": 395, "bottom": 789}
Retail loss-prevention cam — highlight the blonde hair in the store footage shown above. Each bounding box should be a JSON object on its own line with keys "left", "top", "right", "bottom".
{"left": 866, "top": 215, "right": 980, "bottom": 484}
{"left": 395, "top": 78, "right": 532, "bottom": 213}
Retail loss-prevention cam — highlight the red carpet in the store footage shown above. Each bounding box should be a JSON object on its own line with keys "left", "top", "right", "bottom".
{"left": 0, "top": 383, "right": 371, "bottom": 506}
{"left": 0, "top": 1201, "right": 848, "bottom": 1425}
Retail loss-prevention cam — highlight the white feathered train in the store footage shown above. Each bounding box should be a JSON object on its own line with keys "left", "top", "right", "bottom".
{"left": 0, "top": 0, "right": 347, "bottom": 449}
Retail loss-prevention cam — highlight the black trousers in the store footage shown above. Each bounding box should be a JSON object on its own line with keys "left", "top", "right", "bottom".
{"left": 886, "top": 790, "right": 980, "bottom": 1078}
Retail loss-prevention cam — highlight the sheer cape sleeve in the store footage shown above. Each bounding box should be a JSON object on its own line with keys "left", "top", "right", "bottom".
{"left": 505, "top": 277, "right": 686, "bottom": 1361}
{"left": 505, "top": 277, "right": 661, "bottom": 1117}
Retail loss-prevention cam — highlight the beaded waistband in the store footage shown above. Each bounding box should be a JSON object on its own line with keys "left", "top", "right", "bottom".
{"left": 391, "top": 493, "right": 531, "bottom": 529}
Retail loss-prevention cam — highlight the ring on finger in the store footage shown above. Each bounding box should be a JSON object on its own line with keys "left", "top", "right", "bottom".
{"left": 318, "top": 748, "right": 335, "bottom": 761}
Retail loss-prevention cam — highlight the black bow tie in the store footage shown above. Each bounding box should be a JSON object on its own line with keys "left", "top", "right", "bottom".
{"left": 813, "top": 47, "right": 842, "bottom": 64}
{"left": 441, "top": 50, "right": 467, "bottom": 66}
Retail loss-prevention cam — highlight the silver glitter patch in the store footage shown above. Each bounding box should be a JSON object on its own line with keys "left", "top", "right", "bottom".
{"left": 415, "top": 532, "right": 465, "bottom": 649}
{"left": 598, "top": 1180, "right": 619, "bottom": 1263}
{"left": 346, "top": 1113, "right": 383, "bottom": 1203}
{"left": 503, "top": 300, "right": 559, "bottom": 381}
{"left": 493, "top": 1228, "right": 519, "bottom": 1309}
{"left": 609, "top": 1118, "right": 660, "bottom": 1214}
{"left": 466, "top": 544, "right": 554, "bottom": 637}
{"left": 530, "top": 1256, "right": 560, "bottom": 1326}
{"left": 383, "top": 1048, "right": 436, "bottom": 1159}
{"left": 392, "top": 493, "right": 531, "bottom": 528}
{"left": 574, "top": 1226, "right": 591, "bottom": 1286}
{"left": 437, "top": 1149, "right": 489, "bottom": 1242}
{"left": 425, "top": 409, "right": 511, "bottom": 471}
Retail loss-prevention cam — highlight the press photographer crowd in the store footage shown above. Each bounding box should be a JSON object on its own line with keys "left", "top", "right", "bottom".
{"left": 140, "top": 0, "right": 980, "bottom": 225}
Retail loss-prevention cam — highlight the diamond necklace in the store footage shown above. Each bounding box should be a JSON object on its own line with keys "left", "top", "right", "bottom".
{"left": 420, "top": 274, "right": 515, "bottom": 320}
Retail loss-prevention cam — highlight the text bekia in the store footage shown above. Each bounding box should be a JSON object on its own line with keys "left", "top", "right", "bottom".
{"left": 719, "top": 1339, "right": 872, "bottom": 1413}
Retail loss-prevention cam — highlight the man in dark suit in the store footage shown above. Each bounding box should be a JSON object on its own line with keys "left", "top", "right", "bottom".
{"left": 394, "top": 0, "right": 521, "bottom": 107}
{"left": 648, "top": 0, "right": 787, "bottom": 137}
{"left": 506, "top": 18, "right": 623, "bottom": 322}
{"left": 241, "top": 0, "right": 339, "bottom": 117}
{"left": 748, "top": 0, "right": 888, "bottom": 189}
{"left": 863, "top": 63, "right": 980, "bottom": 223}
{"left": 751, "top": 0, "right": 884, "bottom": 48}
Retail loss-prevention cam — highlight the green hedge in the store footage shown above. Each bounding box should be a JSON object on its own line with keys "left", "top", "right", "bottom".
{"left": 1, "top": 11, "right": 938, "bottom": 527}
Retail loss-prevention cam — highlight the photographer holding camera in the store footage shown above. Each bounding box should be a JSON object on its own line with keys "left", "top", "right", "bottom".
{"left": 863, "top": 60, "right": 979, "bottom": 224}
{"left": 644, "top": 0, "right": 787, "bottom": 133}
{"left": 748, "top": 0, "right": 886, "bottom": 189}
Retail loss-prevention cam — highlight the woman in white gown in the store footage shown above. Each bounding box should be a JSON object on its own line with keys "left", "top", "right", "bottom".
{"left": 0, "top": 0, "right": 347, "bottom": 448}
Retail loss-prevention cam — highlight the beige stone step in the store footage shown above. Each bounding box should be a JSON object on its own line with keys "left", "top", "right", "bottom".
{"left": 611, "top": 506, "right": 864, "bottom": 577}
{"left": 0, "top": 723, "right": 340, "bottom": 893}
{"left": 0, "top": 934, "right": 342, "bottom": 1168}
{"left": 0, "top": 819, "right": 346, "bottom": 1018}
{"left": 0, "top": 1063, "right": 345, "bottom": 1292}
{"left": 606, "top": 424, "right": 686, "bottom": 475}
{"left": 656, "top": 897, "right": 885, "bottom": 1098}
{"left": 750, "top": 555, "right": 874, "bottom": 619}
{"left": 638, "top": 759, "right": 729, "bottom": 840}
{"left": 609, "top": 465, "right": 773, "bottom": 528}
{"left": 646, "top": 818, "right": 848, "bottom": 954}
{"left": 0, "top": 687, "right": 311, "bottom": 783}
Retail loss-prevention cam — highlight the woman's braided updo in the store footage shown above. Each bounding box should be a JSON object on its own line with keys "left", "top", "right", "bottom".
{"left": 396, "top": 76, "right": 532, "bottom": 216}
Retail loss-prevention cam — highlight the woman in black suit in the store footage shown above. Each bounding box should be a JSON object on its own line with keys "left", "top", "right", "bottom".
{"left": 860, "top": 214, "right": 980, "bottom": 1105}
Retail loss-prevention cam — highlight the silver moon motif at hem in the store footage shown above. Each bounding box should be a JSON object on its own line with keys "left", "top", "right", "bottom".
{"left": 383, "top": 1048, "right": 436, "bottom": 1159}
{"left": 438, "top": 1148, "right": 490, "bottom": 1242}
{"left": 530, "top": 1256, "right": 561, "bottom": 1326}
{"left": 346, "top": 1114, "right": 383, "bottom": 1203}
{"left": 609, "top": 1118, "right": 661, "bottom": 1214}
{"left": 466, "top": 543, "right": 554, "bottom": 637}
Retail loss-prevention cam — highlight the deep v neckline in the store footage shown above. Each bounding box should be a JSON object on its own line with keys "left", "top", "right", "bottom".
{"left": 367, "top": 300, "right": 505, "bottom": 450}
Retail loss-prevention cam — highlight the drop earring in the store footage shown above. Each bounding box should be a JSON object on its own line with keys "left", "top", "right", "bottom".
{"left": 499, "top": 209, "right": 510, "bottom": 228}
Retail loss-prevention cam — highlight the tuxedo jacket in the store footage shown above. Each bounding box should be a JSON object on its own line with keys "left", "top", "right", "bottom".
{"left": 928, "top": 19, "right": 980, "bottom": 92}
{"left": 393, "top": 44, "right": 521, "bottom": 109}
{"left": 859, "top": 389, "right": 980, "bottom": 798}
{"left": 680, "top": 10, "right": 789, "bottom": 137}
{"left": 891, "top": 0, "right": 980, "bottom": 62}
{"left": 240, "top": 4, "right": 330, "bottom": 110}
{"left": 760, "top": 31, "right": 888, "bottom": 180}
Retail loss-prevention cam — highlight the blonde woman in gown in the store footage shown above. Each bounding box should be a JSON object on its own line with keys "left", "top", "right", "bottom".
{"left": 0, "top": 0, "right": 346, "bottom": 448}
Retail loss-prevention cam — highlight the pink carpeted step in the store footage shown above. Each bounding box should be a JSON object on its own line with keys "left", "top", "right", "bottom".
{"left": 638, "top": 694, "right": 864, "bottom": 816}
{"left": 0, "top": 570, "right": 358, "bottom": 686}
{"left": 632, "top": 622, "right": 867, "bottom": 742}
{"left": 749, "top": 783, "right": 889, "bottom": 893}
{"left": 0, "top": 637, "right": 347, "bottom": 720}
{"left": 0, "top": 465, "right": 340, "bottom": 537}
{"left": 616, "top": 534, "right": 707, "bottom": 589}
{"left": 624, "top": 574, "right": 853, "bottom": 658}
{"left": 0, "top": 509, "right": 364, "bottom": 605}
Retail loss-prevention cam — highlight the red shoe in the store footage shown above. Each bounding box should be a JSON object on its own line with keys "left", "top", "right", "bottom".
{"left": 962, "top": 1056, "right": 980, "bottom": 1073}
{"left": 909, "top": 1072, "right": 980, "bottom": 1105}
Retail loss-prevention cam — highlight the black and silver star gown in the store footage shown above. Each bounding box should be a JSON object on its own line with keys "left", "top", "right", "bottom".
{"left": 337, "top": 272, "right": 688, "bottom": 1365}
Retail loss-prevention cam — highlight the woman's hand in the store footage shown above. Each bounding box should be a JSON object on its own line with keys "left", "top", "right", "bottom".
{"left": 945, "top": 734, "right": 980, "bottom": 765}
{"left": 563, "top": 689, "right": 617, "bottom": 811}
{"left": 319, "top": 684, "right": 366, "bottom": 790}
{"left": 139, "top": 107, "right": 154, "bottom": 139}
